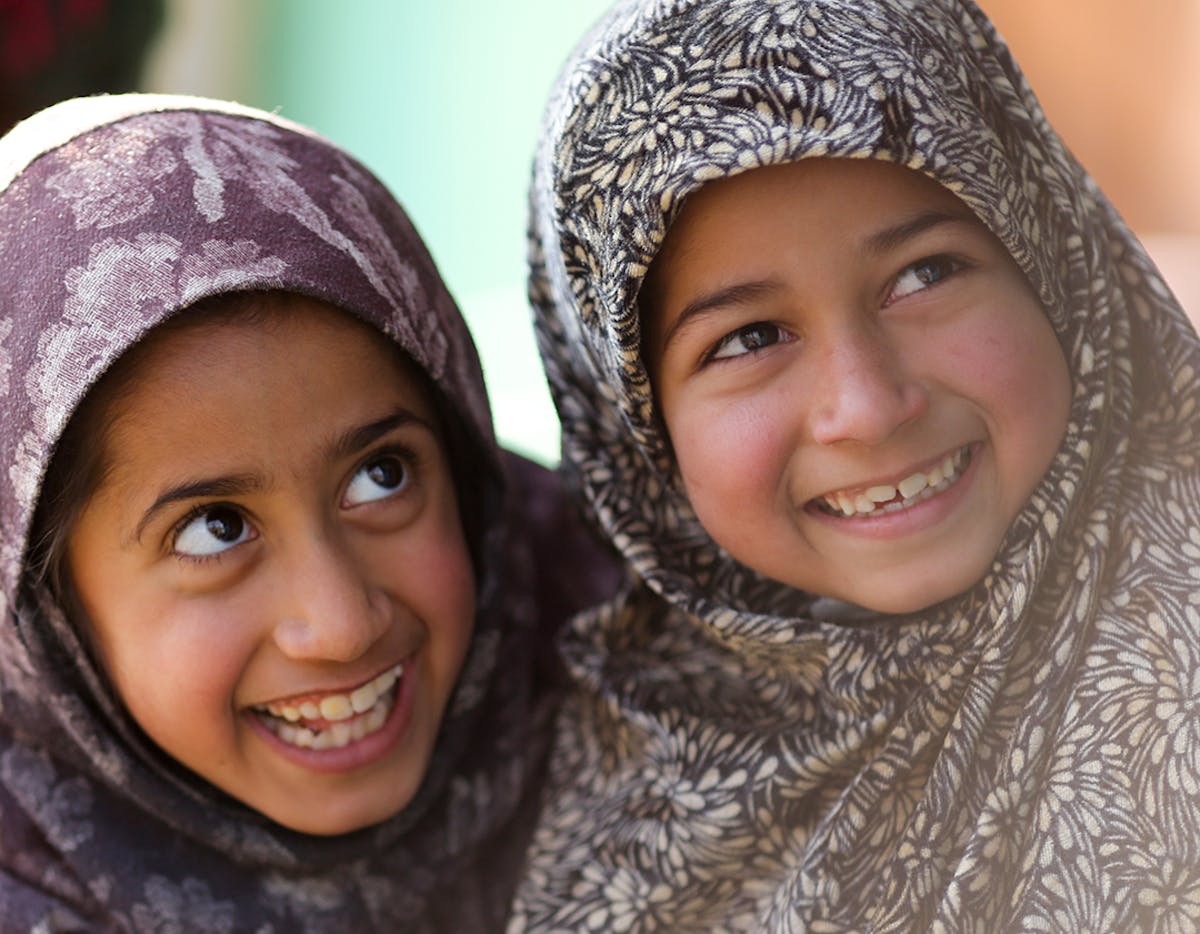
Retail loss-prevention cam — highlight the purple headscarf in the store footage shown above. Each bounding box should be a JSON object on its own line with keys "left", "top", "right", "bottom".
{"left": 0, "top": 94, "right": 603, "bottom": 931}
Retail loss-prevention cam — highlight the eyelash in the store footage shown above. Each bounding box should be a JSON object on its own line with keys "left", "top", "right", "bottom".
{"left": 165, "top": 444, "right": 425, "bottom": 566}
{"left": 884, "top": 252, "right": 966, "bottom": 306}
{"left": 169, "top": 502, "right": 251, "bottom": 565}
{"left": 342, "top": 444, "right": 422, "bottom": 508}
{"left": 699, "top": 252, "right": 968, "bottom": 367}
{"left": 702, "top": 321, "right": 791, "bottom": 366}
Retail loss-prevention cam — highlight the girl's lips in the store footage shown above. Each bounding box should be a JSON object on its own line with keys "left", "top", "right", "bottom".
{"left": 809, "top": 444, "right": 973, "bottom": 516}
{"left": 804, "top": 442, "right": 982, "bottom": 538}
{"left": 245, "top": 658, "right": 418, "bottom": 775}
{"left": 254, "top": 663, "right": 404, "bottom": 723}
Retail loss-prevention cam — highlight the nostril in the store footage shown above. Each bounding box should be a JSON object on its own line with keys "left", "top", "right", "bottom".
{"left": 367, "top": 587, "right": 392, "bottom": 624}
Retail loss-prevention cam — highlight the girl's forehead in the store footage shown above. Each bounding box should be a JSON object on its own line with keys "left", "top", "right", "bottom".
{"left": 658, "top": 160, "right": 980, "bottom": 254}
{"left": 111, "top": 295, "right": 434, "bottom": 426}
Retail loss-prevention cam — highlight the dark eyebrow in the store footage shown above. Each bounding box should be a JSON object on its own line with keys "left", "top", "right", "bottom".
{"left": 132, "top": 410, "right": 434, "bottom": 543}
{"left": 863, "top": 208, "right": 977, "bottom": 255}
{"left": 659, "top": 279, "right": 783, "bottom": 353}
{"left": 657, "top": 208, "right": 978, "bottom": 354}
{"left": 134, "top": 473, "right": 264, "bottom": 542}
{"left": 326, "top": 409, "right": 435, "bottom": 462}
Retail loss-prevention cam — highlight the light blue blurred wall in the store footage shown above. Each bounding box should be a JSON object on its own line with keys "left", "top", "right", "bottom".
{"left": 243, "top": 1, "right": 612, "bottom": 464}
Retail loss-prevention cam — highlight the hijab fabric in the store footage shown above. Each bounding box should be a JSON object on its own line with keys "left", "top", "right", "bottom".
{"left": 511, "top": 0, "right": 1200, "bottom": 929}
{"left": 0, "top": 94, "right": 561, "bottom": 932}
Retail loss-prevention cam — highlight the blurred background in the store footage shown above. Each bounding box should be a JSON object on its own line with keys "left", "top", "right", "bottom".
{"left": 148, "top": 0, "right": 615, "bottom": 465}
{"left": 3, "top": 0, "right": 1198, "bottom": 464}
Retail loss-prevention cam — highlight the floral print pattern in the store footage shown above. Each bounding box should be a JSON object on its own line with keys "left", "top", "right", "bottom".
{"left": 510, "top": 0, "right": 1200, "bottom": 930}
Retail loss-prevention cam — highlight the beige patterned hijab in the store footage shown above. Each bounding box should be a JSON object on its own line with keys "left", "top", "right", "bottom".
{"left": 0, "top": 94, "right": 599, "bottom": 931}
{"left": 511, "top": 0, "right": 1200, "bottom": 929}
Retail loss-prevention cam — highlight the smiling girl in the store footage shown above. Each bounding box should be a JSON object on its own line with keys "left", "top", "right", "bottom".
{"left": 0, "top": 95, "right": 613, "bottom": 930}
{"left": 640, "top": 158, "right": 1072, "bottom": 616}
{"left": 510, "top": 0, "right": 1200, "bottom": 929}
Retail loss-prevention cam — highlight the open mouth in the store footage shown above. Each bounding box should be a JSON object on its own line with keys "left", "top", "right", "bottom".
{"left": 811, "top": 444, "right": 973, "bottom": 518}
{"left": 251, "top": 663, "right": 403, "bottom": 752}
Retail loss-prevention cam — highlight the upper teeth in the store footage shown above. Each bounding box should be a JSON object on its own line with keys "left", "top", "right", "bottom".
{"left": 259, "top": 663, "right": 402, "bottom": 724}
{"left": 819, "top": 447, "right": 968, "bottom": 517}
{"left": 254, "top": 663, "right": 403, "bottom": 752}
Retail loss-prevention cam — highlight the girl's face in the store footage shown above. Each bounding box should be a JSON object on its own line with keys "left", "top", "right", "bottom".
{"left": 642, "top": 158, "right": 1071, "bottom": 614}
{"left": 66, "top": 297, "right": 475, "bottom": 835}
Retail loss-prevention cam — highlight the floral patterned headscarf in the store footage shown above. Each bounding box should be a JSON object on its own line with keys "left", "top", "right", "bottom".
{"left": 0, "top": 94, "right": 562, "bottom": 931}
{"left": 510, "top": 0, "right": 1200, "bottom": 930}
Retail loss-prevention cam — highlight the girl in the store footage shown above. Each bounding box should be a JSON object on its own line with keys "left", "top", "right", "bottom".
{"left": 0, "top": 94, "right": 614, "bottom": 930}
{"left": 511, "top": 0, "right": 1200, "bottom": 929}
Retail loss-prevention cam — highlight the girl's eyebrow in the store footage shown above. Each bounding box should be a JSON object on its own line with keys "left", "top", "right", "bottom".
{"left": 134, "top": 474, "right": 264, "bottom": 542}
{"left": 863, "top": 207, "right": 977, "bottom": 255}
{"left": 659, "top": 207, "right": 978, "bottom": 353}
{"left": 326, "top": 409, "right": 435, "bottom": 462}
{"left": 132, "top": 410, "right": 434, "bottom": 543}
{"left": 660, "top": 279, "right": 783, "bottom": 352}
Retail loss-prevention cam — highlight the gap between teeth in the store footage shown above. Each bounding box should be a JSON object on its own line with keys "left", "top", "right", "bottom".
{"left": 255, "top": 663, "right": 402, "bottom": 751}
{"left": 819, "top": 447, "right": 969, "bottom": 517}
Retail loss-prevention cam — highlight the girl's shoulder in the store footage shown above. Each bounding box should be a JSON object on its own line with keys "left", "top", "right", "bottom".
{"left": 500, "top": 449, "right": 626, "bottom": 640}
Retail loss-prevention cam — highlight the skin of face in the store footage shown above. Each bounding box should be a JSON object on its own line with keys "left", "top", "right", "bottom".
{"left": 642, "top": 158, "right": 1072, "bottom": 614}
{"left": 66, "top": 296, "right": 476, "bottom": 835}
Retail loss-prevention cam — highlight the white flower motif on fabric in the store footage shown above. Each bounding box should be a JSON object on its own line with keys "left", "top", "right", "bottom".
{"left": 1131, "top": 856, "right": 1200, "bottom": 933}
{"left": 262, "top": 872, "right": 346, "bottom": 911}
{"left": 29, "top": 234, "right": 182, "bottom": 445}
{"left": 328, "top": 172, "right": 445, "bottom": 370}
{"left": 0, "top": 316, "right": 13, "bottom": 398}
{"left": 0, "top": 746, "right": 94, "bottom": 853}
{"left": 173, "top": 111, "right": 227, "bottom": 222}
{"left": 198, "top": 116, "right": 405, "bottom": 309}
{"left": 129, "top": 877, "right": 236, "bottom": 933}
{"left": 8, "top": 431, "right": 43, "bottom": 522}
{"left": 45, "top": 134, "right": 178, "bottom": 230}
{"left": 179, "top": 240, "right": 287, "bottom": 304}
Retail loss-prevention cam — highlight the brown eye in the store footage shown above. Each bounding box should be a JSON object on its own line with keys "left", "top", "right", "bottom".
{"left": 888, "top": 254, "right": 962, "bottom": 303}
{"left": 344, "top": 454, "right": 410, "bottom": 507}
{"left": 710, "top": 322, "right": 789, "bottom": 361}
{"left": 174, "top": 506, "right": 253, "bottom": 557}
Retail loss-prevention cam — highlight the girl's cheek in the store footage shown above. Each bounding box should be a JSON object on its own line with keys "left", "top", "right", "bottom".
{"left": 941, "top": 304, "right": 1071, "bottom": 490}
{"left": 945, "top": 328, "right": 1020, "bottom": 397}
{"left": 673, "top": 391, "right": 791, "bottom": 501}
{"left": 941, "top": 310, "right": 1056, "bottom": 407}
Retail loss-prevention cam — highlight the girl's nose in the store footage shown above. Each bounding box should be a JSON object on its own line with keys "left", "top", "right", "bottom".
{"left": 271, "top": 536, "right": 391, "bottom": 663}
{"left": 808, "top": 326, "right": 928, "bottom": 446}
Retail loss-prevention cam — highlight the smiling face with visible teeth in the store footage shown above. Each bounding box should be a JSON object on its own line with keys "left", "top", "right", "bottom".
{"left": 64, "top": 295, "right": 475, "bottom": 835}
{"left": 642, "top": 159, "right": 1072, "bottom": 614}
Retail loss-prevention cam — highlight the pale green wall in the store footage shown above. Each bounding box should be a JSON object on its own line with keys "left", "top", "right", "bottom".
{"left": 247, "top": 1, "right": 612, "bottom": 463}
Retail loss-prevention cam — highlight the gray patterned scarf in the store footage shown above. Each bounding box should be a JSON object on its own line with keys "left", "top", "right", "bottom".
{"left": 511, "top": 0, "right": 1200, "bottom": 929}
{"left": 0, "top": 94, "right": 572, "bottom": 932}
